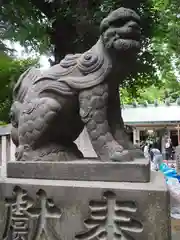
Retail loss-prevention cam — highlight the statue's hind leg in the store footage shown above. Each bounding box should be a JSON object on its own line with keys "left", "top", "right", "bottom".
{"left": 17, "top": 97, "right": 83, "bottom": 161}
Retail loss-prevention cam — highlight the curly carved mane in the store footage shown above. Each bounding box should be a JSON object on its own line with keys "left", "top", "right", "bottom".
{"left": 33, "top": 40, "right": 112, "bottom": 95}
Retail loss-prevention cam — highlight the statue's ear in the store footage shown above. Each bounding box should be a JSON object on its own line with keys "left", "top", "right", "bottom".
{"left": 100, "top": 18, "right": 109, "bottom": 35}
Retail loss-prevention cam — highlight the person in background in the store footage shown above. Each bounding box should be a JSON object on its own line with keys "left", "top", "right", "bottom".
{"left": 143, "top": 142, "right": 150, "bottom": 159}
{"left": 153, "top": 140, "right": 159, "bottom": 150}
{"left": 171, "top": 145, "right": 175, "bottom": 160}
{"left": 149, "top": 145, "right": 163, "bottom": 171}
{"left": 154, "top": 137, "right": 161, "bottom": 151}
{"left": 165, "top": 138, "right": 172, "bottom": 161}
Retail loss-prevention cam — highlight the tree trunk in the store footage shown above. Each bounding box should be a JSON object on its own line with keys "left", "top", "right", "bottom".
{"left": 50, "top": 19, "right": 98, "bottom": 64}
{"left": 50, "top": 18, "right": 78, "bottom": 64}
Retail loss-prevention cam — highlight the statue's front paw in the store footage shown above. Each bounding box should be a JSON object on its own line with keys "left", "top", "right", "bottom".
{"left": 110, "top": 150, "right": 133, "bottom": 162}
{"left": 15, "top": 146, "right": 25, "bottom": 161}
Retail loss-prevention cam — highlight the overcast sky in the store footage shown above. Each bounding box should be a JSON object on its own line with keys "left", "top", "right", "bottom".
{"left": 5, "top": 40, "right": 50, "bottom": 69}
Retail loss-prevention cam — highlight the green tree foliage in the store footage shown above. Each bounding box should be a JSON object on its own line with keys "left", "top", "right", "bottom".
{"left": 120, "top": 0, "right": 180, "bottom": 104}
{"left": 0, "top": 0, "right": 157, "bottom": 91}
{"left": 0, "top": 54, "right": 38, "bottom": 122}
{"left": 0, "top": 22, "right": 13, "bottom": 55}
{"left": 120, "top": 73, "right": 180, "bottom": 105}
{"left": 0, "top": 0, "right": 180, "bottom": 102}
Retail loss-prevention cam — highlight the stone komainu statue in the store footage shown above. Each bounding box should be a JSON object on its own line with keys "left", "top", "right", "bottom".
{"left": 10, "top": 7, "right": 143, "bottom": 162}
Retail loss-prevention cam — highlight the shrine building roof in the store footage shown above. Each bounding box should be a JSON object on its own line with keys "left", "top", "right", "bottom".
{"left": 122, "top": 98, "right": 180, "bottom": 125}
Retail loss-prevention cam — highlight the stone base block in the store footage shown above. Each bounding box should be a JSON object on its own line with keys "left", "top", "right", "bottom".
{"left": 7, "top": 158, "right": 150, "bottom": 182}
{"left": 0, "top": 172, "right": 170, "bottom": 239}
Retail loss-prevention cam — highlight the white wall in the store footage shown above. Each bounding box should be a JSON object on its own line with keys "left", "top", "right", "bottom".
{"left": 75, "top": 128, "right": 97, "bottom": 158}
{"left": 0, "top": 134, "right": 16, "bottom": 178}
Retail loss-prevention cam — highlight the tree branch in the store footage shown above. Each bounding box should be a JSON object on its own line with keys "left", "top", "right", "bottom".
{"left": 30, "top": 0, "right": 54, "bottom": 19}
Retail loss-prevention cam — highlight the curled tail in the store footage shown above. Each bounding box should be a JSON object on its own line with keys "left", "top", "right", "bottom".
{"left": 13, "top": 67, "right": 42, "bottom": 102}
{"left": 11, "top": 67, "right": 42, "bottom": 146}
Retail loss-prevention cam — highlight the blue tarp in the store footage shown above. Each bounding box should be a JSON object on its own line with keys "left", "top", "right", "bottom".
{"left": 160, "top": 163, "right": 180, "bottom": 182}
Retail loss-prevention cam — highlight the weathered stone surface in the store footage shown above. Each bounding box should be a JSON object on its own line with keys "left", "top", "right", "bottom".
{"left": 7, "top": 158, "right": 150, "bottom": 182}
{"left": 5, "top": 7, "right": 170, "bottom": 240}
{"left": 0, "top": 171, "right": 170, "bottom": 240}
{"left": 10, "top": 7, "right": 143, "bottom": 163}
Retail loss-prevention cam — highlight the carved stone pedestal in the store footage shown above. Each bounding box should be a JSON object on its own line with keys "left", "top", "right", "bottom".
{"left": 7, "top": 158, "right": 150, "bottom": 182}
{"left": 0, "top": 162, "right": 171, "bottom": 240}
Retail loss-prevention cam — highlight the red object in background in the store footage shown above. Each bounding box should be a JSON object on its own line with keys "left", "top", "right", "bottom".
{"left": 163, "top": 160, "right": 168, "bottom": 165}
{"left": 163, "top": 160, "right": 176, "bottom": 168}
{"left": 163, "top": 160, "right": 171, "bottom": 167}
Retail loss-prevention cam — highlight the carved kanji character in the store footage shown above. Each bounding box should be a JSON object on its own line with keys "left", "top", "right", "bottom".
{"left": 3, "top": 187, "right": 62, "bottom": 240}
{"left": 26, "top": 189, "right": 62, "bottom": 240}
{"left": 75, "top": 191, "right": 143, "bottom": 240}
{"left": 3, "top": 186, "right": 34, "bottom": 240}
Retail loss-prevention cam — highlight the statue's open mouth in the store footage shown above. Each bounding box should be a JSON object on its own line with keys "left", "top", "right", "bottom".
{"left": 114, "top": 24, "right": 140, "bottom": 41}
{"left": 112, "top": 20, "right": 141, "bottom": 51}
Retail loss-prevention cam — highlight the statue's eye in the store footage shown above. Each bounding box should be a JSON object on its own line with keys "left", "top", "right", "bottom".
{"left": 9, "top": 112, "right": 15, "bottom": 122}
{"left": 9, "top": 111, "right": 13, "bottom": 120}
{"left": 111, "top": 19, "right": 125, "bottom": 27}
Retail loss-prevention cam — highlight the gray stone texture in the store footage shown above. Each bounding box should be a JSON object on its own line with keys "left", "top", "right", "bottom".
{"left": 0, "top": 172, "right": 170, "bottom": 240}
{"left": 7, "top": 158, "right": 150, "bottom": 182}
{"left": 10, "top": 7, "right": 143, "bottom": 163}
{"left": 4, "top": 7, "right": 171, "bottom": 240}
